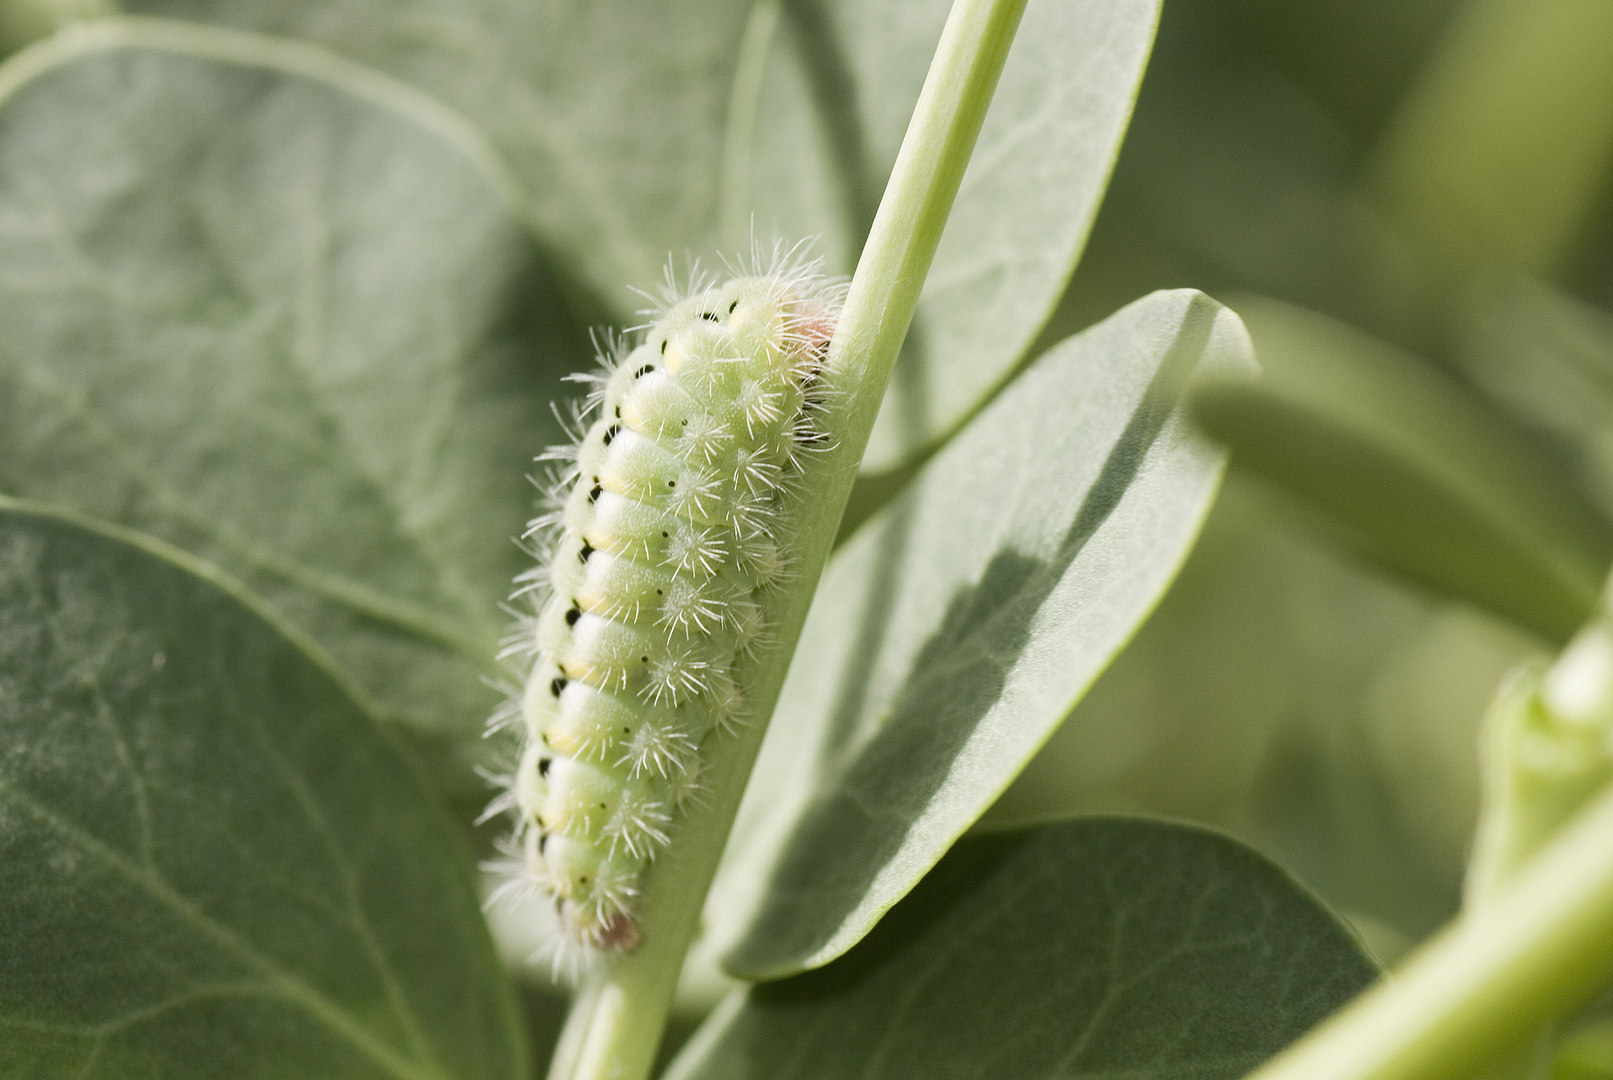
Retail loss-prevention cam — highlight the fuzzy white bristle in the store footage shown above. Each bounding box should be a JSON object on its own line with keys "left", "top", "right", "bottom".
{"left": 643, "top": 647, "right": 711, "bottom": 707}
{"left": 617, "top": 714, "right": 698, "bottom": 779}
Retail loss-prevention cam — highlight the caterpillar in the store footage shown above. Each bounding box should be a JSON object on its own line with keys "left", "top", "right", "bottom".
{"left": 487, "top": 249, "right": 842, "bottom": 971}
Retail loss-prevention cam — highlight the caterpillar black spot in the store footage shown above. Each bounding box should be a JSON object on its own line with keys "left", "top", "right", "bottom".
{"left": 488, "top": 251, "right": 843, "bottom": 968}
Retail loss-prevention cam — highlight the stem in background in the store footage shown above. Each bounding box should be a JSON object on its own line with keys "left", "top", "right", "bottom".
{"left": 1366, "top": 0, "right": 1613, "bottom": 280}
{"left": 545, "top": 2, "right": 1028, "bottom": 1078}
{"left": 0, "top": 0, "right": 116, "bottom": 55}
{"left": 1242, "top": 777, "right": 1613, "bottom": 1080}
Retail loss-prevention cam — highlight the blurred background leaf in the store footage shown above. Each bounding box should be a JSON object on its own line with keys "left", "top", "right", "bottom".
{"left": 986, "top": 476, "right": 1543, "bottom": 952}
{"left": 986, "top": 0, "right": 1613, "bottom": 963}
{"left": 1458, "top": 280, "right": 1613, "bottom": 521}
{"left": 1367, "top": 0, "right": 1613, "bottom": 283}
{"left": 1189, "top": 295, "right": 1613, "bottom": 642}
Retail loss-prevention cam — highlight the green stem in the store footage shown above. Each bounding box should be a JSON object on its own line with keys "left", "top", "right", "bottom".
{"left": 0, "top": 0, "right": 116, "bottom": 55}
{"left": 1242, "top": 776, "right": 1613, "bottom": 1080}
{"left": 1367, "top": 0, "right": 1613, "bottom": 279}
{"left": 544, "top": 1, "right": 1028, "bottom": 1078}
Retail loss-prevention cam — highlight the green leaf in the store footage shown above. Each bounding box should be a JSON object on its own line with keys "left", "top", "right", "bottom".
{"left": 125, "top": 0, "right": 1157, "bottom": 475}
{"left": 120, "top": 0, "right": 756, "bottom": 304}
{"left": 987, "top": 475, "right": 1542, "bottom": 947}
{"left": 732, "top": 0, "right": 1160, "bottom": 471}
{"left": 1189, "top": 295, "right": 1613, "bottom": 643}
{"left": 0, "top": 499, "right": 525, "bottom": 1080}
{"left": 0, "top": 21, "right": 583, "bottom": 746}
{"left": 707, "top": 289, "right": 1253, "bottom": 979}
{"left": 669, "top": 816, "right": 1379, "bottom": 1080}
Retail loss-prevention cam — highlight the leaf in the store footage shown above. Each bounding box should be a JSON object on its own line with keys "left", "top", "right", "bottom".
{"left": 125, "top": 0, "right": 1158, "bottom": 475}
{"left": 707, "top": 289, "right": 1253, "bottom": 979}
{"left": 988, "top": 475, "right": 1541, "bottom": 947}
{"left": 668, "top": 817, "right": 1379, "bottom": 1080}
{"left": 120, "top": 0, "right": 756, "bottom": 304}
{"left": 1189, "top": 294, "right": 1613, "bottom": 643}
{"left": 733, "top": 0, "right": 1161, "bottom": 472}
{"left": 0, "top": 21, "right": 584, "bottom": 747}
{"left": 0, "top": 499, "right": 525, "bottom": 1080}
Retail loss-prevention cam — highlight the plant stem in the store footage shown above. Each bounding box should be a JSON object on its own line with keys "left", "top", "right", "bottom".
{"left": 1367, "top": 0, "right": 1613, "bottom": 279}
{"left": 544, "top": 1, "right": 1027, "bottom": 1078}
{"left": 1243, "top": 776, "right": 1613, "bottom": 1080}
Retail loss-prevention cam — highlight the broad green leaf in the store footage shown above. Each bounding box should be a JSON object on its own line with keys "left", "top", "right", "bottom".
{"left": 669, "top": 817, "right": 1379, "bottom": 1080}
{"left": 120, "top": 0, "right": 755, "bottom": 304}
{"left": 1189, "top": 295, "right": 1613, "bottom": 644}
{"left": 0, "top": 21, "right": 584, "bottom": 747}
{"left": 126, "top": 0, "right": 1158, "bottom": 475}
{"left": 708, "top": 289, "right": 1253, "bottom": 979}
{"left": 733, "top": 0, "right": 1159, "bottom": 472}
{"left": 0, "top": 500, "right": 524, "bottom": 1080}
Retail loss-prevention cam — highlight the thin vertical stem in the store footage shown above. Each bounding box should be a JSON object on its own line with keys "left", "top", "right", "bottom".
{"left": 545, "top": 1, "right": 1027, "bottom": 1078}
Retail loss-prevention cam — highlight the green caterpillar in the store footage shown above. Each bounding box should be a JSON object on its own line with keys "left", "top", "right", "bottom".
{"left": 489, "top": 252, "right": 841, "bottom": 968}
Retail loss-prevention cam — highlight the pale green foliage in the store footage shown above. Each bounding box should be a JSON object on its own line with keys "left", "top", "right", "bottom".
{"left": 124, "top": 0, "right": 1157, "bottom": 473}
{"left": 711, "top": 289, "right": 1250, "bottom": 977}
{"left": 0, "top": 24, "right": 577, "bottom": 767}
{"left": 0, "top": 501, "right": 525, "bottom": 1080}
{"left": 7, "top": 1, "right": 1611, "bottom": 1080}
